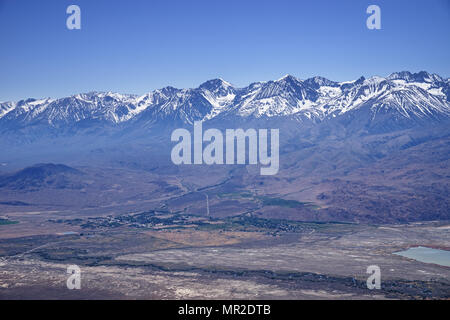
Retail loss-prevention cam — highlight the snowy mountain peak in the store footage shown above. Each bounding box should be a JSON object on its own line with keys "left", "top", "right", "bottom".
{"left": 277, "top": 74, "right": 299, "bottom": 82}
{"left": 387, "top": 71, "right": 443, "bottom": 83}
{"left": 199, "top": 78, "right": 234, "bottom": 93}
{"left": 1, "top": 72, "right": 449, "bottom": 129}
{"left": 305, "top": 76, "right": 339, "bottom": 88}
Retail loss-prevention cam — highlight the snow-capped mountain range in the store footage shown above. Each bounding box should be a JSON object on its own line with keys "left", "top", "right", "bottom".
{"left": 1, "top": 71, "right": 449, "bottom": 130}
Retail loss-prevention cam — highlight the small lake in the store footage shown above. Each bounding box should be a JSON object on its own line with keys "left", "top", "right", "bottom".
{"left": 394, "top": 246, "right": 450, "bottom": 267}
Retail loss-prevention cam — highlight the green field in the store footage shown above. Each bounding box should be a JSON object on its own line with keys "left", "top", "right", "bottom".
{"left": 0, "top": 218, "right": 19, "bottom": 226}
{"left": 260, "top": 197, "right": 311, "bottom": 208}
{"left": 217, "top": 192, "right": 321, "bottom": 210}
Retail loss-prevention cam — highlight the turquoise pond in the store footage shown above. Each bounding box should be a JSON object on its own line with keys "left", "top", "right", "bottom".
{"left": 394, "top": 246, "right": 450, "bottom": 267}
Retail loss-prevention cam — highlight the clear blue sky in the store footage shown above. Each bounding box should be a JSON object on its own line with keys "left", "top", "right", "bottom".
{"left": 0, "top": 0, "right": 449, "bottom": 101}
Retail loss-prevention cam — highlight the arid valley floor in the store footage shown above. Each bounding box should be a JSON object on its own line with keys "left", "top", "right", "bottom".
{"left": 0, "top": 206, "right": 449, "bottom": 299}
{"left": 0, "top": 160, "right": 449, "bottom": 300}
